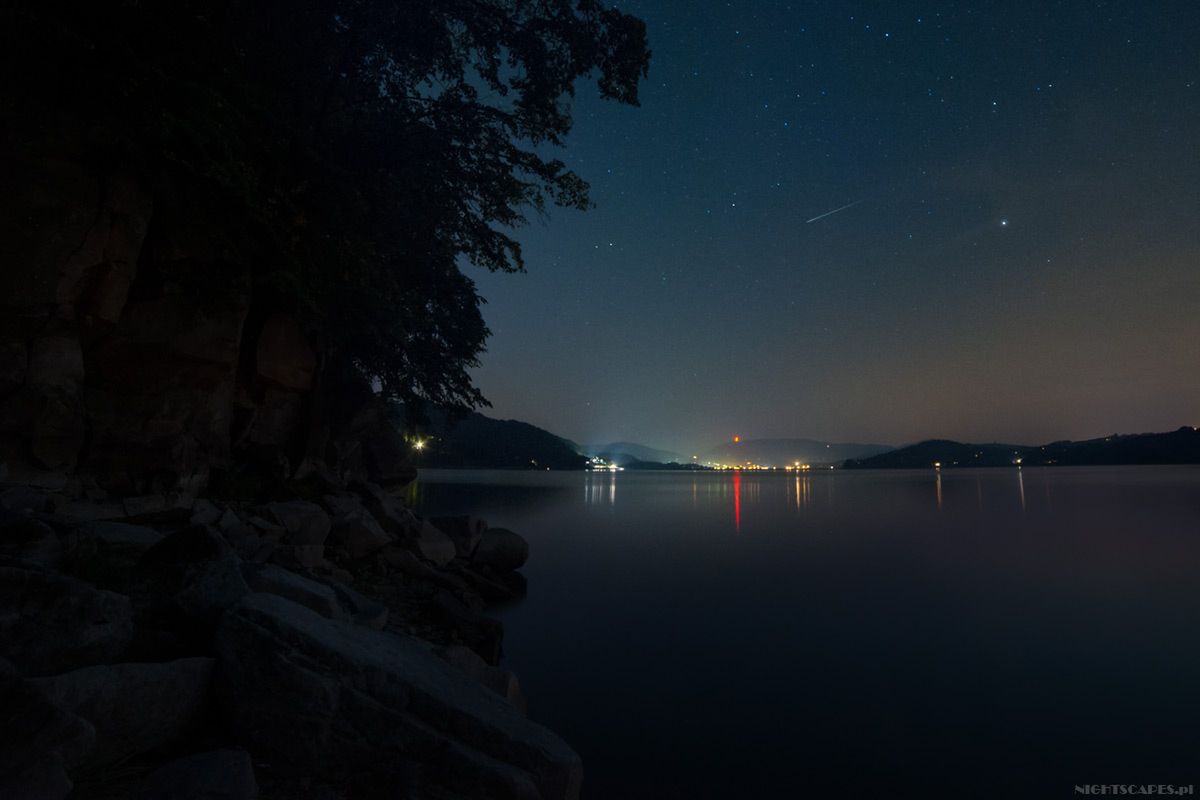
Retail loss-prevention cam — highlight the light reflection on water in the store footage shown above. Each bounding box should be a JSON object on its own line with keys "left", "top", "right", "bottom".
{"left": 414, "top": 467, "right": 1200, "bottom": 799}
{"left": 577, "top": 466, "right": 1037, "bottom": 523}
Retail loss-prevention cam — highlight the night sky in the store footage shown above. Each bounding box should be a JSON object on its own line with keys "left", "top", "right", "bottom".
{"left": 470, "top": 0, "right": 1200, "bottom": 455}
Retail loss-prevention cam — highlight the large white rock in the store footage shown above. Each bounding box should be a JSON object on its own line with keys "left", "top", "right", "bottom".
{"left": 215, "top": 593, "right": 581, "bottom": 800}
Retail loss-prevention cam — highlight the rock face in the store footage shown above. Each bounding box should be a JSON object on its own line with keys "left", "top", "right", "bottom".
{"left": 216, "top": 593, "right": 581, "bottom": 800}
{"left": 32, "top": 657, "right": 214, "bottom": 768}
{"left": 0, "top": 563, "right": 134, "bottom": 675}
{"left": 134, "top": 747, "right": 258, "bottom": 800}
{"left": 0, "top": 660, "right": 96, "bottom": 800}
{"left": 0, "top": 158, "right": 418, "bottom": 495}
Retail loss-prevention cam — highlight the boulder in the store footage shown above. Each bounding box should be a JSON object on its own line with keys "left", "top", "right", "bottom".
{"left": 430, "top": 515, "right": 488, "bottom": 559}
{"left": 62, "top": 520, "right": 165, "bottom": 586}
{"left": 215, "top": 593, "right": 581, "bottom": 800}
{"left": 32, "top": 658, "right": 214, "bottom": 768}
{"left": 269, "top": 543, "right": 327, "bottom": 570}
{"left": 134, "top": 748, "right": 258, "bottom": 800}
{"left": 380, "top": 545, "right": 472, "bottom": 593}
{"left": 242, "top": 563, "right": 342, "bottom": 620}
{"left": 189, "top": 498, "right": 223, "bottom": 527}
{"left": 415, "top": 519, "right": 457, "bottom": 567}
{"left": 438, "top": 645, "right": 528, "bottom": 717}
{"left": 328, "top": 505, "right": 392, "bottom": 560}
{"left": 472, "top": 528, "right": 530, "bottom": 574}
{"left": 122, "top": 493, "right": 195, "bottom": 522}
{"left": 133, "top": 526, "right": 249, "bottom": 626}
{"left": 0, "top": 563, "right": 133, "bottom": 675}
{"left": 1, "top": 484, "right": 51, "bottom": 512}
{"left": 430, "top": 589, "right": 505, "bottom": 665}
{"left": 460, "top": 565, "right": 529, "bottom": 606}
{"left": 52, "top": 500, "right": 127, "bottom": 523}
{"left": 0, "top": 514, "right": 63, "bottom": 568}
{"left": 0, "top": 659, "right": 96, "bottom": 800}
{"left": 351, "top": 481, "right": 419, "bottom": 537}
{"left": 327, "top": 581, "right": 389, "bottom": 631}
{"left": 175, "top": 556, "right": 250, "bottom": 625}
{"left": 263, "top": 500, "right": 330, "bottom": 545}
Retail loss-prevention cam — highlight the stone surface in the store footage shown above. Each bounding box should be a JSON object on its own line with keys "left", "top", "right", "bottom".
{"left": 430, "top": 589, "right": 505, "bottom": 665}
{"left": 0, "top": 661, "right": 96, "bottom": 800}
{"left": 62, "top": 520, "right": 166, "bottom": 587}
{"left": 415, "top": 519, "right": 457, "bottom": 567}
{"left": 329, "top": 504, "right": 392, "bottom": 560}
{"left": 134, "top": 747, "right": 258, "bottom": 800}
{"left": 255, "top": 313, "right": 317, "bottom": 391}
{"left": 430, "top": 515, "right": 488, "bottom": 559}
{"left": 122, "top": 493, "right": 194, "bottom": 521}
{"left": 134, "top": 526, "right": 249, "bottom": 625}
{"left": 0, "top": 514, "right": 63, "bottom": 568}
{"left": 473, "top": 528, "right": 531, "bottom": 573}
{"left": 328, "top": 581, "right": 389, "bottom": 631}
{"left": 83, "top": 288, "right": 249, "bottom": 495}
{"left": 0, "top": 563, "right": 134, "bottom": 675}
{"left": 352, "top": 481, "right": 419, "bottom": 537}
{"left": 175, "top": 556, "right": 250, "bottom": 625}
{"left": 52, "top": 500, "right": 127, "bottom": 523}
{"left": 438, "top": 645, "right": 529, "bottom": 717}
{"left": 1, "top": 484, "right": 51, "bottom": 512}
{"left": 216, "top": 593, "right": 581, "bottom": 800}
{"left": 264, "top": 500, "right": 330, "bottom": 545}
{"left": 32, "top": 658, "right": 214, "bottom": 768}
{"left": 190, "top": 498, "right": 223, "bottom": 527}
{"left": 242, "top": 562, "right": 342, "bottom": 620}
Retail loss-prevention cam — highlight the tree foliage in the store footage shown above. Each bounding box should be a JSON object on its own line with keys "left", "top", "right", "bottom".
{"left": 1, "top": 0, "right": 650, "bottom": 409}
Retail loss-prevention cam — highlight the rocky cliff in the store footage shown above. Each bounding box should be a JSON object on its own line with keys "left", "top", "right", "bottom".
{"left": 0, "top": 155, "right": 413, "bottom": 497}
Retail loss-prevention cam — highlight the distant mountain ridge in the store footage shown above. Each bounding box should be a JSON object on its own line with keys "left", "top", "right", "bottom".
{"left": 583, "top": 441, "right": 685, "bottom": 464}
{"left": 704, "top": 438, "right": 893, "bottom": 467}
{"left": 843, "top": 427, "right": 1200, "bottom": 469}
{"left": 411, "top": 409, "right": 586, "bottom": 470}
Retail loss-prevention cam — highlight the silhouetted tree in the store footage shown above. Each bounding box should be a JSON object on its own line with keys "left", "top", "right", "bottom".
{"left": 1, "top": 0, "right": 650, "bottom": 409}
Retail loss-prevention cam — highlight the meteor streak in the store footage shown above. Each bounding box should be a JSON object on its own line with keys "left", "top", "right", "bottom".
{"left": 805, "top": 199, "right": 865, "bottom": 223}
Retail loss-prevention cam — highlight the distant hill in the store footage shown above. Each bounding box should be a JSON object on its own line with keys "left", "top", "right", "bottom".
{"left": 843, "top": 427, "right": 1200, "bottom": 469}
{"left": 410, "top": 409, "right": 587, "bottom": 470}
{"left": 704, "top": 438, "right": 893, "bottom": 467}
{"left": 583, "top": 441, "right": 685, "bottom": 465}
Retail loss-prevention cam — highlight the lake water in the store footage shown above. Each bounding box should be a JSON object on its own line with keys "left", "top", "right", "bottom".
{"left": 410, "top": 467, "right": 1200, "bottom": 799}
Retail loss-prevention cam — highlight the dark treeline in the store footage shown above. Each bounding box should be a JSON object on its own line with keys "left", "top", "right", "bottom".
{"left": 1, "top": 1, "right": 649, "bottom": 412}
{"left": 843, "top": 427, "right": 1200, "bottom": 469}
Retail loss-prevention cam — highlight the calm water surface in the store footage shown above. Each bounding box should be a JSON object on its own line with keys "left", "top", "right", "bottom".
{"left": 411, "top": 467, "right": 1200, "bottom": 799}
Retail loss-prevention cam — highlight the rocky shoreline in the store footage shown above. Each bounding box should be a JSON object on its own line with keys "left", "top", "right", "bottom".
{"left": 0, "top": 473, "right": 578, "bottom": 799}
